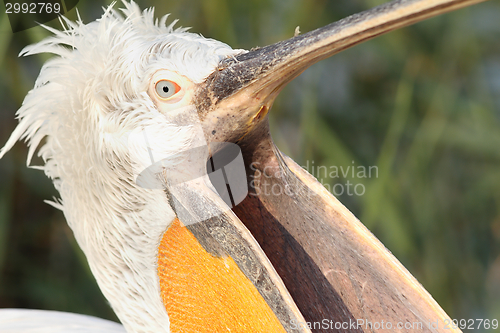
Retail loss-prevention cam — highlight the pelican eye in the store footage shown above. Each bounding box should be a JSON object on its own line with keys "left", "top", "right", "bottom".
{"left": 155, "top": 80, "right": 181, "bottom": 99}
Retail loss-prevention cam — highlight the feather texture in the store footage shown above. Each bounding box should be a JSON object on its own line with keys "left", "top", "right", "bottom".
{"left": 0, "top": 1, "right": 245, "bottom": 332}
{"left": 0, "top": 309, "right": 125, "bottom": 333}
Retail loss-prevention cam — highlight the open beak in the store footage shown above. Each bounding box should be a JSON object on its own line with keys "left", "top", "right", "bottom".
{"left": 165, "top": 0, "right": 486, "bottom": 332}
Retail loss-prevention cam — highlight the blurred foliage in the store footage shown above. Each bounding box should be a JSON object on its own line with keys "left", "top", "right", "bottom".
{"left": 0, "top": 0, "right": 499, "bottom": 330}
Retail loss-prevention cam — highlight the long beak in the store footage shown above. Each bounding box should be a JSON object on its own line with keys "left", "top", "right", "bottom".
{"left": 199, "top": 0, "right": 485, "bottom": 139}
{"left": 190, "top": 0, "right": 486, "bottom": 331}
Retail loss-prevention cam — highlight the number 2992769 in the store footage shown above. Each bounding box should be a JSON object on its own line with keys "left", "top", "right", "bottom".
{"left": 5, "top": 2, "right": 61, "bottom": 14}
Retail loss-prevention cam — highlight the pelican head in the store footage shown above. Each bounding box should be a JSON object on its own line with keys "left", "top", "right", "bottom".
{"left": 1, "top": 2, "right": 301, "bottom": 332}
{"left": 1, "top": 0, "right": 482, "bottom": 332}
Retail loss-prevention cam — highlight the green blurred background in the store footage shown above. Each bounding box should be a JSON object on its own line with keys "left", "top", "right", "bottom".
{"left": 0, "top": 0, "right": 499, "bottom": 330}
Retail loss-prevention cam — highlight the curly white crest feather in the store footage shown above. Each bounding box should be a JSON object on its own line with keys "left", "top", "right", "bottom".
{"left": 0, "top": 1, "right": 245, "bottom": 332}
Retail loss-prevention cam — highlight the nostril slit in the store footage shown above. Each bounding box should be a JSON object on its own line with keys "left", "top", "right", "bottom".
{"left": 255, "top": 105, "right": 268, "bottom": 120}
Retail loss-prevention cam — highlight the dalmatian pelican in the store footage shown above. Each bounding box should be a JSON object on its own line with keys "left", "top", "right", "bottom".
{"left": 0, "top": 0, "right": 487, "bottom": 332}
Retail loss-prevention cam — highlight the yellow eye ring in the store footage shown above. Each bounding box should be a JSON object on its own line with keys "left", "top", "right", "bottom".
{"left": 155, "top": 80, "right": 181, "bottom": 99}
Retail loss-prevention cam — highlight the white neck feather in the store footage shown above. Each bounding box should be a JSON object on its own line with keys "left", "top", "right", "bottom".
{"left": 0, "top": 1, "right": 245, "bottom": 332}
